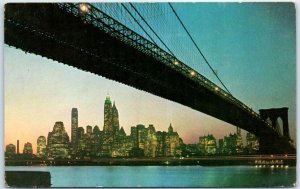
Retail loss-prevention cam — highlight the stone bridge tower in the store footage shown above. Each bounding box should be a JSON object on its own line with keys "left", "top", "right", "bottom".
{"left": 259, "top": 107, "right": 290, "bottom": 139}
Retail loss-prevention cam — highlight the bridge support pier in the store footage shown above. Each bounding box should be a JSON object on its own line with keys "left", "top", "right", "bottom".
{"left": 259, "top": 107, "right": 290, "bottom": 139}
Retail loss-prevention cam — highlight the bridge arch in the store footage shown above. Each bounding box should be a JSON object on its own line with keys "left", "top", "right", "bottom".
{"left": 276, "top": 117, "right": 284, "bottom": 136}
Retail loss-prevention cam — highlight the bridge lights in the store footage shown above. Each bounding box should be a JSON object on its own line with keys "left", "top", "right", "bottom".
{"left": 79, "top": 3, "right": 90, "bottom": 13}
{"left": 190, "top": 71, "right": 195, "bottom": 76}
{"left": 174, "top": 60, "right": 179, "bottom": 65}
{"left": 214, "top": 87, "right": 219, "bottom": 91}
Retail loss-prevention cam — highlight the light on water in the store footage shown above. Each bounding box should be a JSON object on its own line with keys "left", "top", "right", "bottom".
{"left": 5, "top": 166, "right": 296, "bottom": 187}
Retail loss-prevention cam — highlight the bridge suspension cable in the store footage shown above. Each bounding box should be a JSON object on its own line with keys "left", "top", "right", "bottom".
{"left": 129, "top": 3, "right": 176, "bottom": 57}
{"left": 168, "top": 3, "right": 232, "bottom": 95}
{"left": 121, "top": 4, "right": 157, "bottom": 45}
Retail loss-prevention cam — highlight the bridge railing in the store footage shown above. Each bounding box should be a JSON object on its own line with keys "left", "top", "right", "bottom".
{"left": 57, "top": 3, "right": 266, "bottom": 123}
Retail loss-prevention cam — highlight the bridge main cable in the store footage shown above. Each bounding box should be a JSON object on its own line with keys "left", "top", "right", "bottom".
{"left": 168, "top": 3, "right": 232, "bottom": 95}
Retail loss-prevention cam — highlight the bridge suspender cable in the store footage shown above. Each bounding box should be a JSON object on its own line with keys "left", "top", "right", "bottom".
{"left": 168, "top": 3, "right": 232, "bottom": 95}
{"left": 129, "top": 3, "right": 177, "bottom": 57}
{"left": 121, "top": 4, "right": 157, "bottom": 46}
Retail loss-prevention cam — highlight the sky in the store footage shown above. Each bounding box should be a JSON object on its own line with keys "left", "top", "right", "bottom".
{"left": 4, "top": 2, "right": 296, "bottom": 154}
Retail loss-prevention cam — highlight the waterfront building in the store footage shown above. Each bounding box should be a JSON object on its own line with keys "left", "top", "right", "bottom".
{"left": 144, "top": 124, "right": 158, "bottom": 157}
{"left": 91, "top": 126, "right": 101, "bottom": 157}
{"left": 5, "top": 144, "right": 16, "bottom": 157}
{"left": 47, "top": 121, "right": 70, "bottom": 159}
{"left": 154, "top": 124, "right": 181, "bottom": 157}
{"left": 23, "top": 142, "right": 33, "bottom": 154}
{"left": 130, "top": 126, "right": 138, "bottom": 148}
{"left": 102, "top": 96, "right": 121, "bottom": 156}
{"left": 236, "top": 127, "right": 243, "bottom": 153}
{"left": 156, "top": 131, "right": 166, "bottom": 156}
{"left": 112, "top": 102, "right": 120, "bottom": 139}
{"left": 76, "top": 127, "right": 88, "bottom": 157}
{"left": 166, "top": 124, "right": 181, "bottom": 156}
{"left": 222, "top": 133, "right": 238, "bottom": 154}
{"left": 71, "top": 108, "right": 78, "bottom": 147}
{"left": 112, "top": 128, "right": 132, "bottom": 157}
{"left": 246, "top": 132, "right": 259, "bottom": 154}
{"left": 199, "top": 134, "right": 217, "bottom": 155}
{"left": 37, "top": 136, "right": 47, "bottom": 158}
{"left": 137, "top": 124, "right": 147, "bottom": 150}
{"left": 103, "top": 96, "right": 113, "bottom": 134}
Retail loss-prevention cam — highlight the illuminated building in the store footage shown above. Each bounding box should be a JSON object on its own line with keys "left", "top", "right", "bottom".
{"left": 47, "top": 121, "right": 70, "bottom": 159}
{"left": 166, "top": 124, "right": 181, "bottom": 157}
{"left": 246, "top": 132, "right": 259, "bottom": 154}
{"left": 103, "top": 96, "right": 113, "bottom": 135}
{"left": 137, "top": 124, "right": 147, "bottom": 150}
{"left": 37, "top": 136, "right": 47, "bottom": 158}
{"left": 199, "top": 134, "right": 217, "bottom": 155}
{"left": 5, "top": 144, "right": 16, "bottom": 157}
{"left": 71, "top": 108, "right": 78, "bottom": 147}
{"left": 144, "top": 124, "right": 157, "bottom": 157}
{"left": 23, "top": 142, "right": 33, "bottom": 154}
{"left": 112, "top": 102, "right": 120, "bottom": 138}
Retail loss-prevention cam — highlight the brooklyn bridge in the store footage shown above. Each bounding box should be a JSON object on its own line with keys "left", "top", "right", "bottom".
{"left": 4, "top": 3, "right": 295, "bottom": 154}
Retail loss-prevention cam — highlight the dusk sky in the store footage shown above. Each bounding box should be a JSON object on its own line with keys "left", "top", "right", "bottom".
{"left": 4, "top": 2, "right": 296, "bottom": 154}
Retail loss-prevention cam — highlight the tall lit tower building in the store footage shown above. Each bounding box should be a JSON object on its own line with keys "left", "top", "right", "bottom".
{"left": 71, "top": 108, "right": 78, "bottom": 145}
{"left": 112, "top": 101, "right": 120, "bottom": 136}
{"left": 103, "top": 96, "right": 113, "bottom": 134}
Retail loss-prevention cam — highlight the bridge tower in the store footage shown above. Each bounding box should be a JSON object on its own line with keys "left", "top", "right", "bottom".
{"left": 259, "top": 107, "right": 290, "bottom": 139}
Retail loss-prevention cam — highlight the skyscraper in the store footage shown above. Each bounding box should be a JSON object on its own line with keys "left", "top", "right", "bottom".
{"left": 71, "top": 108, "right": 78, "bottom": 145}
{"left": 103, "top": 96, "right": 120, "bottom": 143}
{"left": 112, "top": 101, "right": 120, "bottom": 137}
{"left": 47, "top": 121, "right": 70, "bottom": 158}
{"left": 103, "top": 96, "right": 113, "bottom": 134}
{"left": 37, "top": 136, "right": 47, "bottom": 158}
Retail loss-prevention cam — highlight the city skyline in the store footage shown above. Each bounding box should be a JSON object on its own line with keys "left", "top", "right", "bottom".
{"left": 4, "top": 3, "right": 296, "bottom": 154}
{"left": 6, "top": 95, "right": 247, "bottom": 154}
{"left": 6, "top": 96, "right": 255, "bottom": 156}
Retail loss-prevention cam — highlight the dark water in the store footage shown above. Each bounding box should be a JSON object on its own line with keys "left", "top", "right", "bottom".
{"left": 5, "top": 166, "right": 296, "bottom": 187}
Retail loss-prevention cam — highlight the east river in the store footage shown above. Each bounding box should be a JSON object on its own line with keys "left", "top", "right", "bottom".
{"left": 5, "top": 165, "right": 296, "bottom": 187}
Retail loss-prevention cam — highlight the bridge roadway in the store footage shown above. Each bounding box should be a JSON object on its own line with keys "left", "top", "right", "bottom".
{"left": 4, "top": 3, "right": 295, "bottom": 154}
